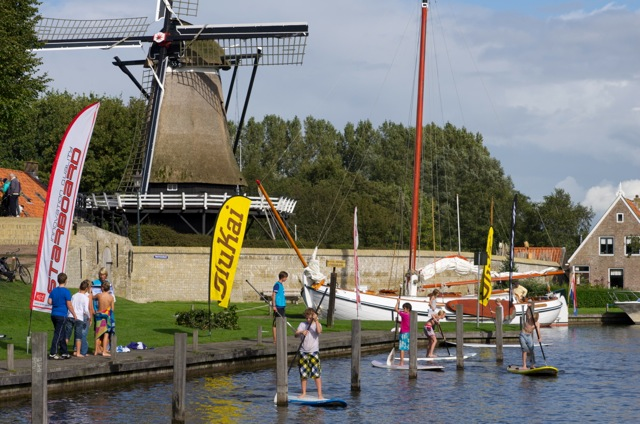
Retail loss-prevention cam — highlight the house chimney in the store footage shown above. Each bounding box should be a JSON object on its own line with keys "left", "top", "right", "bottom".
{"left": 634, "top": 195, "right": 640, "bottom": 209}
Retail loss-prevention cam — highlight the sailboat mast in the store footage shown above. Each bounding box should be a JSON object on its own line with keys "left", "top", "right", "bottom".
{"left": 409, "top": 1, "right": 429, "bottom": 271}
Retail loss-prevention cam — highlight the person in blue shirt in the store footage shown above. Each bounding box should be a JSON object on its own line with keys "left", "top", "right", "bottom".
{"left": 48, "top": 273, "right": 77, "bottom": 359}
{"left": 271, "top": 271, "right": 288, "bottom": 343}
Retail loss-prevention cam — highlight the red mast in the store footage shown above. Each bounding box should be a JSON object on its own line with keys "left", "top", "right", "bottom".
{"left": 409, "top": 1, "right": 429, "bottom": 271}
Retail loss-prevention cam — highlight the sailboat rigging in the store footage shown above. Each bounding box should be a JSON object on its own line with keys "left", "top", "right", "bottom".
{"left": 261, "top": 0, "right": 566, "bottom": 327}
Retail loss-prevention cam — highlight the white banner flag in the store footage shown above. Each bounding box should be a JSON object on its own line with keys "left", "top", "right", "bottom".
{"left": 30, "top": 102, "right": 100, "bottom": 312}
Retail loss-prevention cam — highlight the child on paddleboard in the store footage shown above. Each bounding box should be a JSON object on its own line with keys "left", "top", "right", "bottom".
{"left": 424, "top": 310, "right": 446, "bottom": 358}
{"left": 295, "top": 307, "right": 323, "bottom": 399}
{"left": 394, "top": 299, "right": 412, "bottom": 365}
{"left": 519, "top": 309, "right": 540, "bottom": 369}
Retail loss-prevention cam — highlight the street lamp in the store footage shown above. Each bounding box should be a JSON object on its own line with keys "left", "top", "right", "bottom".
{"left": 133, "top": 173, "right": 142, "bottom": 246}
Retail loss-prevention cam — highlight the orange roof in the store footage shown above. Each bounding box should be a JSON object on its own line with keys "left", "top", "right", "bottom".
{"left": 0, "top": 168, "right": 47, "bottom": 218}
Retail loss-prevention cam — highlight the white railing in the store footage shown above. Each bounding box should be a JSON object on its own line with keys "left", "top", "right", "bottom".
{"left": 84, "top": 192, "right": 297, "bottom": 215}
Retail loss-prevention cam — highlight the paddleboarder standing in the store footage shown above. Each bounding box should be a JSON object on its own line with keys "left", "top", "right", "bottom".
{"left": 394, "top": 299, "right": 412, "bottom": 366}
{"left": 519, "top": 310, "right": 540, "bottom": 370}
{"left": 295, "top": 308, "right": 323, "bottom": 399}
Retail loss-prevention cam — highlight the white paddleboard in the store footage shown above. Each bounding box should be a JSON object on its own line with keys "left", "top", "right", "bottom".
{"left": 445, "top": 341, "right": 552, "bottom": 348}
{"left": 371, "top": 360, "right": 444, "bottom": 372}
{"left": 394, "top": 352, "right": 476, "bottom": 361}
{"left": 274, "top": 394, "right": 347, "bottom": 407}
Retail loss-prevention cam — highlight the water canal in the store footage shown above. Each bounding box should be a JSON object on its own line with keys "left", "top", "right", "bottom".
{"left": 1, "top": 325, "right": 638, "bottom": 423}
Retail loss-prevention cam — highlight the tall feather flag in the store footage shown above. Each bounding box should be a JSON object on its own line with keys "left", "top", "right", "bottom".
{"left": 479, "top": 226, "right": 494, "bottom": 306}
{"left": 30, "top": 102, "right": 101, "bottom": 313}
{"left": 569, "top": 271, "right": 578, "bottom": 316}
{"left": 209, "top": 196, "right": 251, "bottom": 308}
{"left": 354, "top": 207, "right": 361, "bottom": 314}
{"left": 508, "top": 195, "right": 518, "bottom": 307}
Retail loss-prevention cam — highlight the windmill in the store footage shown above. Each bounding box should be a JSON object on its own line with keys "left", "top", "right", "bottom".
{"left": 35, "top": 0, "right": 307, "bottom": 234}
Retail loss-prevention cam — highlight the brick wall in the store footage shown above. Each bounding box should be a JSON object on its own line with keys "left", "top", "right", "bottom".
{"left": 0, "top": 218, "right": 562, "bottom": 302}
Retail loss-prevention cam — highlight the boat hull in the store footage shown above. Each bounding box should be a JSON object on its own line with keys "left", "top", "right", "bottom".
{"left": 614, "top": 301, "right": 640, "bottom": 324}
{"left": 302, "top": 281, "right": 563, "bottom": 326}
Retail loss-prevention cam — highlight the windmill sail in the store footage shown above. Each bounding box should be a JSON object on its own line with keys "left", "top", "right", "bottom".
{"left": 35, "top": 7, "right": 308, "bottom": 194}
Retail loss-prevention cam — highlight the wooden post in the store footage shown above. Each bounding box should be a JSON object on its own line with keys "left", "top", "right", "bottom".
{"left": 495, "top": 303, "right": 504, "bottom": 363}
{"left": 409, "top": 311, "right": 418, "bottom": 379}
{"left": 351, "top": 319, "right": 361, "bottom": 391}
{"left": 456, "top": 307, "right": 464, "bottom": 369}
{"left": 193, "top": 330, "right": 199, "bottom": 351}
{"left": 327, "top": 269, "right": 337, "bottom": 327}
{"left": 257, "top": 325, "right": 263, "bottom": 345}
{"left": 275, "top": 317, "right": 288, "bottom": 406}
{"left": 32, "top": 332, "right": 47, "bottom": 424}
{"left": 172, "top": 333, "right": 187, "bottom": 423}
{"left": 529, "top": 300, "right": 536, "bottom": 365}
{"left": 7, "top": 344, "right": 14, "bottom": 371}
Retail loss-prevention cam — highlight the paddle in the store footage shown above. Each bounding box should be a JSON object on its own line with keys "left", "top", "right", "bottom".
{"left": 287, "top": 286, "right": 328, "bottom": 374}
{"left": 528, "top": 306, "right": 547, "bottom": 365}
{"left": 437, "top": 322, "right": 451, "bottom": 356}
{"left": 386, "top": 287, "right": 403, "bottom": 365}
{"left": 245, "top": 279, "right": 296, "bottom": 332}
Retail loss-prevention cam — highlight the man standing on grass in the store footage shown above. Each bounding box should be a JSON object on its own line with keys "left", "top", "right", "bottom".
{"left": 48, "top": 273, "right": 77, "bottom": 359}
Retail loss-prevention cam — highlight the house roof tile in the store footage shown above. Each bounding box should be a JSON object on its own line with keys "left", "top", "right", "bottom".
{"left": 0, "top": 168, "right": 47, "bottom": 218}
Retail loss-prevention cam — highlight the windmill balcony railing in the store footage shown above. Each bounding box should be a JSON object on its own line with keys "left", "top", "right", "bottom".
{"left": 84, "top": 192, "right": 297, "bottom": 216}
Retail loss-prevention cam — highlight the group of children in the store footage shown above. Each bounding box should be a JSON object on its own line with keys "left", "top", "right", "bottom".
{"left": 394, "top": 287, "right": 542, "bottom": 369}
{"left": 48, "top": 268, "right": 115, "bottom": 360}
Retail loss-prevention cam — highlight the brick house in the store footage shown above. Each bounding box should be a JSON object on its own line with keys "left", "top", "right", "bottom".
{"left": 567, "top": 189, "right": 640, "bottom": 290}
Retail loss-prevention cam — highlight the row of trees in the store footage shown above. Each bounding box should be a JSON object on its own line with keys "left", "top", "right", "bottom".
{"left": 2, "top": 1, "right": 594, "bottom": 257}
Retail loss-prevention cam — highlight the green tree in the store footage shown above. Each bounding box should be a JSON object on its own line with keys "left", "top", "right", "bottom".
{"left": 0, "top": 0, "right": 49, "bottom": 166}
{"left": 31, "top": 91, "right": 144, "bottom": 192}
{"left": 522, "top": 188, "right": 594, "bottom": 258}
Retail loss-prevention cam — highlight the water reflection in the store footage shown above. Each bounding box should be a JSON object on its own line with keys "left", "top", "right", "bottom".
{"left": 0, "top": 326, "right": 638, "bottom": 423}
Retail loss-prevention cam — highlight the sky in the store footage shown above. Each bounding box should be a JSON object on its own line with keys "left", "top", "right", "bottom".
{"left": 36, "top": 0, "right": 640, "bottom": 224}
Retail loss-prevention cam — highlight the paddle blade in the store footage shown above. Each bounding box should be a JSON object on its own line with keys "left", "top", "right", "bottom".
{"left": 386, "top": 348, "right": 395, "bottom": 365}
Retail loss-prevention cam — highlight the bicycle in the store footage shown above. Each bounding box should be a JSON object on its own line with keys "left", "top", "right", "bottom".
{"left": 0, "top": 250, "right": 32, "bottom": 285}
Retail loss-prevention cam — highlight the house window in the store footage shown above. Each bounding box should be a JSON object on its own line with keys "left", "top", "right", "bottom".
{"left": 167, "top": 184, "right": 178, "bottom": 192}
{"left": 574, "top": 266, "right": 589, "bottom": 285}
{"left": 599, "top": 237, "right": 614, "bottom": 255}
{"left": 610, "top": 269, "right": 623, "bottom": 289}
{"left": 625, "top": 236, "right": 640, "bottom": 256}
{"left": 617, "top": 213, "right": 624, "bottom": 223}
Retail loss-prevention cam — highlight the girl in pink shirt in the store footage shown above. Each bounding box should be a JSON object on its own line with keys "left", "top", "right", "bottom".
{"left": 394, "top": 299, "right": 412, "bottom": 365}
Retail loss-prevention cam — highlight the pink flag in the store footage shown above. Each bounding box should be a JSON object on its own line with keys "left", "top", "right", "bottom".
{"left": 30, "top": 103, "right": 100, "bottom": 312}
{"left": 354, "top": 207, "right": 361, "bottom": 312}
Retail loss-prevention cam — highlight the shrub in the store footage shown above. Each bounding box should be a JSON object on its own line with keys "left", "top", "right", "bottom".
{"left": 175, "top": 305, "right": 240, "bottom": 330}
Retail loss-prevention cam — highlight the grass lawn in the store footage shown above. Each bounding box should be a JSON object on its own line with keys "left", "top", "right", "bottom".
{"left": 2, "top": 281, "right": 596, "bottom": 360}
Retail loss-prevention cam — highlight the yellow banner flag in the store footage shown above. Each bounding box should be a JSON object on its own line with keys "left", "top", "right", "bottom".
{"left": 209, "top": 196, "right": 251, "bottom": 308}
{"left": 479, "top": 226, "right": 493, "bottom": 306}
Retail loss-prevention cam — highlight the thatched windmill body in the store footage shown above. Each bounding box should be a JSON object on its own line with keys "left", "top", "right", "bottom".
{"left": 35, "top": 0, "right": 307, "bottom": 234}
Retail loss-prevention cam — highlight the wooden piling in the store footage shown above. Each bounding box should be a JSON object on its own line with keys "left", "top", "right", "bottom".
{"left": 172, "top": 333, "right": 187, "bottom": 423}
{"left": 7, "top": 344, "right": 14, "bottom": 371}
{"left": 351, "top": 319, "right": 361, "bottom": 391}
{"left": 32, "top": 332, "right": 47, "bottom": 424}
{"left": 409, "top": 311, "right": 418, "bottom": 379}
{"left": 275, "top": 317, "right": 288, "bottom": 406}
{"left": 327, "top": 271, "right": 337, "bottom": 327}
{"left": 456, "top": 308, "right": 464, "bottom": 369}
{"left": 496, "top": 303, "right": 504, "bottom": 363}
